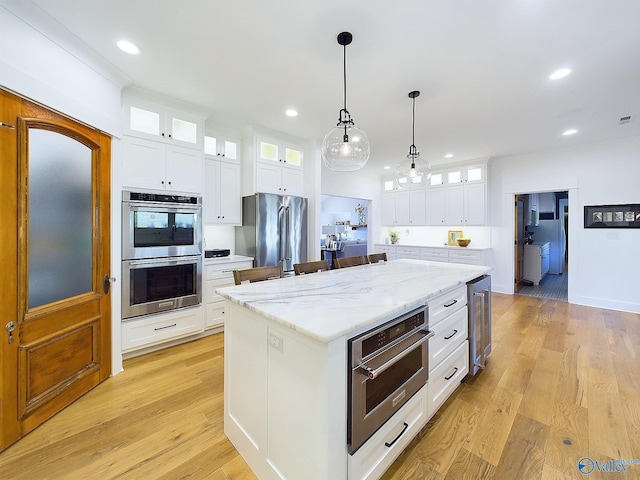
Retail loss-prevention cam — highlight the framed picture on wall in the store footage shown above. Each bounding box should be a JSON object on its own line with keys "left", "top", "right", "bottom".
{"left": 584, "top": 204, "right": 640, "bottom": 228}
{"left": 448, "top": 230, "right": 464, "bottom": 245}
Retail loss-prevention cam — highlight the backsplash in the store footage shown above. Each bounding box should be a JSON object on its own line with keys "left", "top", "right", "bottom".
{"left": 382, "top": 226, "right": 492, "bottom": 248}
{"left": 203, "top": 225, "right": 236, "bottom": 253}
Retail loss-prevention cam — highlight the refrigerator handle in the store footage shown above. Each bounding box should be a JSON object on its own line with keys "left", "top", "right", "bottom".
{"left": 285, "top": 206, "right": 291, "bottom": 261}
{"left": 278, "top": 205, "right": 286, "bottom": 264}
{"left": 474, "top": 290, "right": 486, "bottom": 370}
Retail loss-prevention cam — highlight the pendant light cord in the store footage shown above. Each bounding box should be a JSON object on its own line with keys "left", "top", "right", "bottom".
{"left": 343, "top": 43, "right": 347, "bottom": 112}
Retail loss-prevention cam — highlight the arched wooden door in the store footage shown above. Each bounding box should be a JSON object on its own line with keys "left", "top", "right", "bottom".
{"left": 0, "top": 89, "right": 112, "bottom": 451}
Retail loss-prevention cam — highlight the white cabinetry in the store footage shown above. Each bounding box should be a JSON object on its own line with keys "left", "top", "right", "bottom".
{"left": 122, "top": 96, "right": 205, "bottom": 194}
{"left": 123, "top": 136, "right": 204, "bottom": 193}
{"left": 123, "top": 96, "right": 203, "bottom": 149}
{"left": 420, "top": 246, "right": 449, "bottom": 263}
{"left": 256, "top": 136, "right": 303, "bottom": 196}
{"left": 374, "top": 244, "right": 397, "bottom": 260}
{"left": 427, "top": 286, "right": 469, "bottom": 414}
{"left": 203, "top": 159, "right": 241, "bottom": 225}
{"left": 121, "top": 306, "right": 204, "bottom": 355}
{"left": 205, "top": 258, "right": 253, "bottom": 329}
{"left": 375, "top": 245, "right": 489, "bottom": 266}
{"left": 382, "top": 188, "right": 426, "bottom": 226}
{"left": 427, "top": 162, "right": 487, "bottom": 226}
{"left": 523, "top": 242, "right": 550, "bottom": 285}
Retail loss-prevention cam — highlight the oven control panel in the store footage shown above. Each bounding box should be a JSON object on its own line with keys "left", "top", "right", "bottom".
{"left": 360, "top": 309, "right": 425, "bottom": 358}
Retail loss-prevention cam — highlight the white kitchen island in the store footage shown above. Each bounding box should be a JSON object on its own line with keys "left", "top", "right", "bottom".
{"left": 217, "top": 259, "right": 491, "bottom": 480}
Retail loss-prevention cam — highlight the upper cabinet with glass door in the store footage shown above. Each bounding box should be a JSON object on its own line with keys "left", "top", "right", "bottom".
{"left": 123, "top": 96, "right": 204, "bottom": 150}
{"left": 429, "top": 163, "right": 485, "bottom": 187}
{"left": 258, "top": 136, "right": 303, "bottom": 168}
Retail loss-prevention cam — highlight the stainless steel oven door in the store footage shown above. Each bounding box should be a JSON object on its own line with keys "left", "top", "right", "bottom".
{"left": 122, "top": 255, "right": 202, "bottom": 319}
{"left": 122, "top": 197, "right": 202, "bottom": 260}
{"left": 348, "top": 327, "right": 433, "bottom": 454}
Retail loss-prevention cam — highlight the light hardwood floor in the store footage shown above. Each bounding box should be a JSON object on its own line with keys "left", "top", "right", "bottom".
{"left": 1, "top": 293, "right": 639, "bottom": 479}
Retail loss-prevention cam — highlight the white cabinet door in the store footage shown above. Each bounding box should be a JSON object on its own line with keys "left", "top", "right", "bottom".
{"left": 427, "top": 188, "right": 446, "bottom": 225}
{"left": 409, "top": 189, "right": 426, "bottom": 225}
{"left": 204, "top": 159, "right": 241, "bottom": 225}
{"left": 256, "top": 162, "right": 284, "bottom": 195}
{"left": 444, "top": 185, "right": 464, "bottom": 225}
{"left": 122, "top": 136, "right": 167, "bottom": 191}
{"left": 166, "top": 144, "right": 203, "bottom": 193}
{"left": 281, "top": 166, "right": 303, "bottom": 196}
{"left": 394, "top": 190, "right": 411, "bottom": 225}
{"left": 382, "top": 192, "right": 398, "bottom": 225}
{"left": 463, "top": 183, "right": 486, "bottom": 225}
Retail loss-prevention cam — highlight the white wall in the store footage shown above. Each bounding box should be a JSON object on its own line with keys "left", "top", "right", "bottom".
{"left": 0, "top": 5, "right": 125, "bottom": 136}
{"left": 489, "top": 136, "right": 640, "bottom": 313}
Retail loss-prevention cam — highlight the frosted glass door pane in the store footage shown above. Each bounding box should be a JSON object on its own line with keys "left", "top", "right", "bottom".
{"left": 430, "top": 173, "right": 443, "bottom": 186}
{"left": 467, "top": 167, "right": 483, "bottom": 182}
{"left": 204, "top": 136, "right": 217, "bottom": 155}
{"left": 448, "top": 171, "right": 462, "bottom": 183}
{"left": 28, "top": 129, "right": 93, "bottom": 308}
{"left": 284, "top": 147, "right": 301, "bottom": 166}
{"left": 130, "top": 106, "right": 160, "bottom": 136}
{"left": 260, "top": 141, "right": 278, "bottom": 162}
{"left": 172, "top": 117, "right": 197, "bottom": 144}
{"left": 224, "top": 141, "right": 237, "bottom": 159}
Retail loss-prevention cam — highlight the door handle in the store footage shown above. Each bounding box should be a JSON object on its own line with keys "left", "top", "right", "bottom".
{"left": 103, "top": 275, "right": 116, "bottom": 294}
{"left": 5, "top": 321, "right": 16, "bottom": 345}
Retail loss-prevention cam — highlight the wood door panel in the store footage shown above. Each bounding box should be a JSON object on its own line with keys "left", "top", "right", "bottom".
{"left": 21, "top": 320, "right": 100, "bottom": 405}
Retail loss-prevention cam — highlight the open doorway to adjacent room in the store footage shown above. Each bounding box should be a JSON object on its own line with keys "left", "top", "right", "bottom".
{"left": 514, "top": 191, "right": 568, "bottom": 301}
{"left": 320, "top": 195, "right": 370, "bottom": 268}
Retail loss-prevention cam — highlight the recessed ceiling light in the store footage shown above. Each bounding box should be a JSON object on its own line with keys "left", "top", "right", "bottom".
{"left": 549, "top": 68, "right": 571, "bottom": 80}
{"left": 563, "top": 128, "right": 578, "bottom": 136}
{"left": 117, "top": 40, "right": 140, "bottom": 55}
{"left": 444, "top": 153, "right": 454, "bottom": 158}
{"left": 383, "top": 165, "right": 391, "bottom": 170}
{"left": 285, "top": 109, "right": 298, "bottom": 117}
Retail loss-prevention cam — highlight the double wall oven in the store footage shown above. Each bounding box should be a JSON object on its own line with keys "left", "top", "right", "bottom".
{"left": 348, "top": 304, "right": 434, "bottom": 454}
{"left": 122, "top": 191, "right": 202, "bottom": 320}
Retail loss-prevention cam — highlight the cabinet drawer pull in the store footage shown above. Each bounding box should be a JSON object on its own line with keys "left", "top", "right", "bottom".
{"left": 385, "top": 422, "right": 409, "bottom": 448}
{"left": 444, "top": 367, "right": 459, "bottom": 381}
{"left": 444, "top": 329, "right": 458, "bottom": 340}
{"left": 154, "top": 323, "right": 177, "bottom": 331}
{"left": 444, "top": 299, "right": 458, "bottom": 308}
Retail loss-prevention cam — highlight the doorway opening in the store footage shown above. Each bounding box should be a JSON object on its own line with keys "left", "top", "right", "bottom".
{"left": 320, "top": 195, "right": 370, "bottom": 268}
{"left": 514, "top": 191, "right": 568, "bottom": 301}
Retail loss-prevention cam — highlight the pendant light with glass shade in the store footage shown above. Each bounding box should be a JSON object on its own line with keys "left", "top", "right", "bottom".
{"left": 322, "top": 32, "right": 370, "bottom": 171}
{"left": 396, "top": 90, "right": 431, "bottom": 188}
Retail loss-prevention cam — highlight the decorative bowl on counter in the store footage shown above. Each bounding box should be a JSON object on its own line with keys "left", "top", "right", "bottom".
{"left": 456, "top": 237, "right": 471, "bottom": 247}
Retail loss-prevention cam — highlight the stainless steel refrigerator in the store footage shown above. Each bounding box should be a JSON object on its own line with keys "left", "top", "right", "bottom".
{"left": 467, "top": 275, "right": 492, "bottom": 377}
{"left": 235, "top": 193, "right": 308, "bottom": 273}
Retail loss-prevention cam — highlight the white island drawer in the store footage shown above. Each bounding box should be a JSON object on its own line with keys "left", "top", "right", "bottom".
{"left": 428, "top": 285, "right": 466, "bottom": 327}
{"left": 429, "top": 306, "right": 468, "bottom": 367}
{"left": 428, "top": 340, "right": 469, "bottom": 414}
{"left": 348, "top": 385, "right": 428, "bottom": 480}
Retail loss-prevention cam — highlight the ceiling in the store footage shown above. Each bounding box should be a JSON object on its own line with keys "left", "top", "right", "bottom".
{"left": 10, "top": 0, "right": 640, "bottom": 175}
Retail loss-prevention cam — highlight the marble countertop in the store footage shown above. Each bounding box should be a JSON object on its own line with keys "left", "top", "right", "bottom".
{"left": 217, "top": 259, "right": 491, "bottom": 343}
